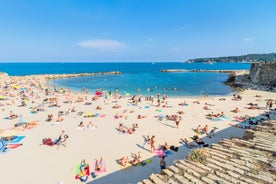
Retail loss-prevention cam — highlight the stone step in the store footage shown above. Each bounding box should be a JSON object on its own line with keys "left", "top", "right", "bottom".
{"left": 246, "top": 172, "right": 274, "bottom": 184}
{"left": 161, "top": 168, "right": 174, "bottom": 177}
{"left": 185, "top": 160, "right": 213, "bottom": 173}
{"left": 209, "top": 154, "right": 248, "bottom": 174}
{"left": 168, "top": 165, "right": 180, "bottom": 174}
{"left": 229, "top": 143, "right": 268, "bottom": 156}
{"left": 255, "top": 144, "right": 276, "bottom": 153}
{"left": 183, "top": 172, "right": 204, "bottom": 184}
{"left": 172, "top": 174, "right": 190, "bottom": 184}
{"left": 215, "top": 170, "right": 245, "bottom": 184}
{"left": 229, "top": 158, "right": 257, "bottom": 170}
{"left": 175, "top": 162, "right": 202, "bottom": 178}
{"left": 231, "top": 139, "right": 255, "bottom": 148}
{"left": 203, "top": 148, "right": 230, "bottom": 160}
{"left": 239, "top": 175, "right": 260, "bottom": 184}
{"left": 201, "top": 176, "right": 217, "bottom": 184}
{"left": 177, "top": 160, "right": 208, "bottom": 175}
{"left": 206, "top": 174, "right": 232, "bottom": 184}
{"left": 141, "top": 179, "right": 154, "bottom": 184}
{"left": 204, "top": 162, "right": 224, "bottom": 171}
{"left": 210, "top": 144, "right": 236, "bottom": 155}
{"left": 166, "top": 178, "right": 179, "bottom": 184}
{"left": 206, "top": 157, "right": 246, "bottom": 175}
{"left": 217, "top": 156, "right": 250, "bottom": 172}
{"left": 149, "top": 174, "right": 166, "bottom": 184}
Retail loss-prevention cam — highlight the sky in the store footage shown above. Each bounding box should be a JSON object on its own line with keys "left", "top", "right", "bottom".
{"left": 0, "top": 0, "right": 275, "bottom": 62}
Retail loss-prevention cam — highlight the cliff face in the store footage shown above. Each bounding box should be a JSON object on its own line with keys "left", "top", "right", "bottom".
{"left": 250, "top": 63, "right": 276, "bottom": 85}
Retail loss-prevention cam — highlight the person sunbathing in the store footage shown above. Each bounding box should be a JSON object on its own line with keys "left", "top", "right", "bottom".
{"left": 95, "top": 157, "right": 104, "bottom": 171}
{"left": 137, "top": 115, "right": 146, "bottom": 119}
{"left": 96, "top": 106, "right": 102, "bottom": 110}
{"left": 119, "top": 156, "right": 129, "bottom": 166}
{"left": 160, "top": 142, "right": 169, "bottom": 151}
{"left": 9, "top": 111, "right": 18, "bottom": 119}
{"left": 46, "top": 114, "right": 53, "bottom": 122}
{"left": 196, "top": 125, "right": 203, "bottom": 133}
{"left": 178, "top": 101, "right": 188, "bottom": 106}
{"left": 71, "top": 107, "right": 76, "bottom": 112}
{"left": 86, "top": 121, "right": 97, "bottom": 129}
{"left": 133, "top": 152, "right": 143, "bottom": 161}
{"left": 143, "top": 135, "right": 151, "bottom": 145}
{"left": 180, "top": 138, "right": 196, "bottom": 148}
{"left": 118, "top": 123, "right": 125, "bottom": 133}
{"left": 177, "top": 111, "right": 185, "bottom": 115}
{"left": 233, "top": 107, "right": 240, "bottom": 113}
{"left": 202, "top": 125, "right": 209, "bottom": 134}
{"left": 56, "top": 130, "right": 69, "bottom": 149}
{"left": 112, "top": 104, "right": 121, "bottom": 109}
{"left": 78, "top": 121, "right": 85, "bottom": 129}
{"left": 56, "top": 115, "right": 64, "bottom": 122}
{"left": 203, "top": 105, "right": 211, "bottom": 110}
{"left": 132, "top": 123, "right": 139, "bottom": 129}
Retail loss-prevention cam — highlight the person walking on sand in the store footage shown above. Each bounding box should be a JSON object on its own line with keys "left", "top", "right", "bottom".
{"left": 160, "top": 156, "right": 166, "bottom": 170}
{"left": 150, "top": 135, "right": 156, "bottom": 153}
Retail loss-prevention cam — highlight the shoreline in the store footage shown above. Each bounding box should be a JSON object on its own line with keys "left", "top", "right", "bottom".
{"left": 1, "top": 69, "right": 244, "bottom": 98}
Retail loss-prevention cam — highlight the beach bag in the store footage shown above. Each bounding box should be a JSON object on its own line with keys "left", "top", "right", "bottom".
{"left": 170, "top": 145, "right": 178, "bottom": 152}
{"left": 43, "top": 138, "right": 52, "bottom": 145}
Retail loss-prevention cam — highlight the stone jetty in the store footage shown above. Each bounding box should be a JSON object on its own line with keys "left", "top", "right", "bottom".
{"left": 138, "top": 119, "right": 276, "bottom": 184}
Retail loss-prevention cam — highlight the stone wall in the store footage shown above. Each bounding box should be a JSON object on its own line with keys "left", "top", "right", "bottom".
{"left": 138, "top": 119, "right": 276, "bottom": 184}
{"left": 249, "top": 62, "right": 276, "bottom": 85}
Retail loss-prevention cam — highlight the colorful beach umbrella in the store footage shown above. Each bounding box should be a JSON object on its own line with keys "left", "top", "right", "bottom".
{"left": 95, "top": 91, "right": 102, "bottom": 96}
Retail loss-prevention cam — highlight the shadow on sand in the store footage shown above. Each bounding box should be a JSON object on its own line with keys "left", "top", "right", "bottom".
{"left": 86, "top": 109, "right": 275, "bottom": 184}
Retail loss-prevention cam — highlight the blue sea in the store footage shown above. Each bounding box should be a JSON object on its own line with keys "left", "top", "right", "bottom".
{"left": 0, "top": 62, "right": 250, "bottom": 97}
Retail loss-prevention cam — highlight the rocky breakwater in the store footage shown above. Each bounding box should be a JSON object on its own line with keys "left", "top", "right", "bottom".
{"left": 38, "top": 71, "right": 122, "bottom": 80}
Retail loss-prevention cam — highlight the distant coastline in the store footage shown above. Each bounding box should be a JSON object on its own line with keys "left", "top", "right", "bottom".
{"left": 186, "top": 53, "right": 276, "bottom": 63}
{"left": 160, "top": 69, "right": 249, "bottom": 74}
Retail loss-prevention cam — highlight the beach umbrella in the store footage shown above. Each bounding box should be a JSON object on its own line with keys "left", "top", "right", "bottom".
{"left": 95, "top": 91, "right": 102, "bottom": 96}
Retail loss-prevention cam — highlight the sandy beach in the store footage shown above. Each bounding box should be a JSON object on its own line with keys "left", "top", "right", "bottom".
{"left": 0, "top": 75, "right": 275, "bottom": 184}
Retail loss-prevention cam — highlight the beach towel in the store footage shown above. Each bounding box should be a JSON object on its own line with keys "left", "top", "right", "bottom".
{"left": 94, "top": 161, "right": 106, "bottom": 174}
{"left": 165, "top": 150, "right": 173, "bottom": 155}
{"left": 6, "top": 143, "right": 22, "bottom": 149}
{"left": 75, "top": 164, "right": 90, "bottom": 180}
{"left": 99, "top": 114, "right": 106, "bottom": 118}
{"left": 0, "top": 140, "right": 6, "bottom": 152}
{"left": 42, "top": 138, "right": 56, "bottom": 146}
{"left": 182, "top": 141, "right": 191, "bottom": 148}
{"left": 154, "top": 149, "right": 166, "bottom": 157}
{"left": 138, "top": 159, "right": 152, "bottom": 166}
{"left": 6, "top": 136, "right": 25, "bottom": 144}
{"left": 0, "top": 147, "right": 11, "bottom": 154}
{"left": 94, "top": 113, "right": 100, "bottom": 117}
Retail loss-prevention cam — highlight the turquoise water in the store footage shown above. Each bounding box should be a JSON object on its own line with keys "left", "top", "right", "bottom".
{"left": 0, "top": 62, "right": 250, "bottom": 97}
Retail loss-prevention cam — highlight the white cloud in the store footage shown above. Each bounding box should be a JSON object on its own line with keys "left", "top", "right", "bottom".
{"left": 78, "top": 39, "right": 128, "bottom": 51}
{"left": 243, "top": 37, "right": 253, "bottom": 43}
